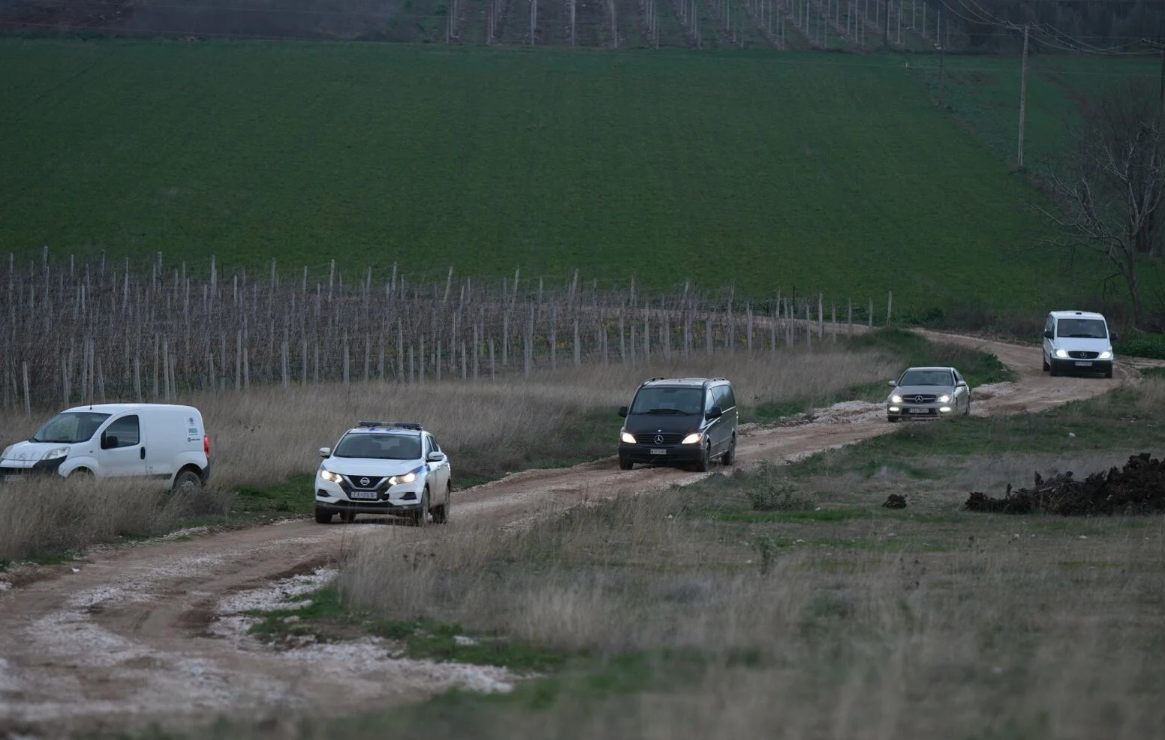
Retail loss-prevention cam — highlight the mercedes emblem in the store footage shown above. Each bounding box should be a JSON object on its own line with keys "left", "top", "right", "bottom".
{"left": 654, "top": 434, "right": 665, "bottom": 444}
{"left": 914, "top": 395, "right": 924, "bottom": 403}
{"left": 360, "top": 477, "right": 370, "bottom": 487}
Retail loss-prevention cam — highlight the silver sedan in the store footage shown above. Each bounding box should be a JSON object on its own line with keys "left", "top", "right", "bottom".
{"left": 886, "top": 366, "right": 971, "bottom": 422}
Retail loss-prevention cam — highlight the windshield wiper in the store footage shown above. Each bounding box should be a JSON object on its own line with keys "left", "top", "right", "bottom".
{"left": 1065, "top": 334, "right": 1102, "bottom": 338}
{"left": 642, "top": 408, "right": 687, "bottom": 414}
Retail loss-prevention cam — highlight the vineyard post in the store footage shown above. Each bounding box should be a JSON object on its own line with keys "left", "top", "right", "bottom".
{"left": 244, "top": 346, "right": 251, "bottom": 391}
{"left": 22, "top": 361, "right": 30, "bottom": 416}
{"left": 831, "top": 303, "right": 837, "bottom": 342}
{"left": 343, "top": 332, "right": 350, "bottom": 387}
{"left": 746, "top": 304, "right": 753, "bottom": 354}
{"left": 573, "top": 318, "right": 581, "bottom": 367}
{"left": 705, "top": 316, "right": 712, "bottom": 355}
{"left": 848, "top": 300, "right": 853, "bottom": 334}
{"left": 550, "top": 304, "right": 558, "bottom": 371}
{"left": 805, "top": 303, "right": 812, "bottom": 348}
{"left": 409, "top": 345, "right": 415, "bottom": 384}
{"left": 397, "top": 319, "right": 405, "bottom": 382}
{"left": 887, "top": 290, "right": 893, "bottom": 325}
{"left": 489, "top": 339, "right": 496, "bottom": 381}
{"left": 868, "top": 298, "right": 874, "bottom": 328}
{"left": 437, "top": 340, "right": 442, "bottom": 382}
{"left": 630, "top": 324, "right": 637, "bottom": 368}
{"left": 473, "top": 324, "right": 480, "bottom": 380}
{"left": 619, "top": 311, "right": 626, "bottom": 365}
{"left": 461, "top": 340, "right": 467, "bottom": 381}
{"left": 420, "top": 336, "right": 426, "bottom": 384}
{"left": 163, "top": 337, "right": 171, "bottom": 401}
{"left": 134, "top": 354, "right": 142, "bottom": 402}
{"left": 817, "top": 293, "right": 824, "bottom": 338}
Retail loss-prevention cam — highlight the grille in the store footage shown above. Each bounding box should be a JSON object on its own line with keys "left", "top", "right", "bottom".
{"left": 634, "top": 433, "right": 686, "bottom": 445}
{"left": 342, "top": 475, "right": 386, "bottom": 490}
{"left": 900, "top": 394, "right": 937, "bottom": 404}
{"left": 1068, "top": 351, "right": 1099, "bottom": 360}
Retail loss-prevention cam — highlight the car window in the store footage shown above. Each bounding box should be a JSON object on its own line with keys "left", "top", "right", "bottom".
{"left": 899, "top": 369, "right": 955, "bottom": 387}
{"left": 430, "top": 437, "right": 441, "bottom": 453}
{"left": 1056, "top": 318, "right": 1107, "bottom": 339}
{"left": 630, "top": 387, "right": 703, "bottom": 415}
{"left": 704, "top": 390, "right": 716, "bottom": 414}
{"left": 104, "top": 416, "right": 140, "bottom": 448}
{"left": 721, "top": 385, "right": 736, "bottom": 409}
{"left": 334, "top": 433, "right": 421, "bottom": 460}
{"left": 31, "top": 412, "right": 111, "bottom": 444}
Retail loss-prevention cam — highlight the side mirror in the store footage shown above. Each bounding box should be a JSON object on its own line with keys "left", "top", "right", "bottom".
{"left": 319, "top": 447, "right": 331, "bottom": 458}
{"left": 618, "top": 406, "right": 628, "bottom": 418}
{"left": 888, "top": 380, "right": 897, "bottom": 387}
{"left": 1043, "top": 330, "right": 1053, "bottom": 339}
{"left": 426, "top": 451, "right": 445, "bottom": 463}
{"left": 1110, "top": 332, "right": 1120, "bottom": 341}
{"left": 101, "top": 434, "right": 118, "bottom": 450}
{"left": 707, "top": 406, "right": 723, "bottom": 420}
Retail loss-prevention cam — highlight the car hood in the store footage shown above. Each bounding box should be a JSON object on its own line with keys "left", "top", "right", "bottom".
{"left": 890, "top": 385, "right": 956, "bottom": 400}
{"left": 1053, "top": 337, "right": 1112, "bottom": 352}
{"left": 320, "top": 458, "right": 424, "bottom": 477}
{"left": 623, "top": 413, "right": 703, "bottom": 435}
{"left": 1, "top": 440, "right": 67, "bottom": 463}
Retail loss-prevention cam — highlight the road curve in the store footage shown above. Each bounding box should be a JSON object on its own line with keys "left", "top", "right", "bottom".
{"left": 0, "top": 331, "right": 1142, "bottom": 739}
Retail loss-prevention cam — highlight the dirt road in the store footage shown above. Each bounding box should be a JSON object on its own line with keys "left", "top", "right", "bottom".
{"left": 0, "top": 332, "right": 1143, "bottom": 739}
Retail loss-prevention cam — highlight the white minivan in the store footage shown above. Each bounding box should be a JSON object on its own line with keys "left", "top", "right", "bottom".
{"left": 0, "top": 403, "right": 211, "bottom": 491}
{"left": 1042, "top": 310, "right": 1117, "bottom": 378}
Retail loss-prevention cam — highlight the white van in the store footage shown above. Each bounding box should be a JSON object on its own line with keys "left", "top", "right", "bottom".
{"left": 0, "top": 403, "right": 211, "bottom": 491}
{"left": 1042, "top": 310, "right": 1117, "bottom": 378}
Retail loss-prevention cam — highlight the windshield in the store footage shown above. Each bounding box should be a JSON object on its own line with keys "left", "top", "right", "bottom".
{"left": 31, "top": 412, "right": 111, "bottom": 444}
{"left": 333, "top": 432, "right": 421, "bottom": 460}
{"left": 1057, "top": 318, "right": 1108, "bottom": 339}
{"left": 898, "top": 370, "right": 953, "bottom": 387}
{"left": 629, "top": 387, "right": 703, "bottom": 415}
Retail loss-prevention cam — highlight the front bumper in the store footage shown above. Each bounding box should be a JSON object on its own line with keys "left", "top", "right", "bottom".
{"left": 617, "top": 442, "right": 704, "bottom": 465}
{"left": 314, "top": 477, "right": 424, "bottom": 514}
{"left": 887, "top": 403, "right": 954, "bottom": 420}
{"left": 1052, "top": 358, "right": 1112, "bottom": 375}
{"left": 0, "top": 457, "right": 67, "bottom": 481}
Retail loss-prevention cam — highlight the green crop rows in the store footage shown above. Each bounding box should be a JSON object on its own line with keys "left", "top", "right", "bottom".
{"left": 0, "top": 39, "right": 1155, "bottom": 313}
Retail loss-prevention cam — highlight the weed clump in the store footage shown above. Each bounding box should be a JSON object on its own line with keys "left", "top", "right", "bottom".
{"left": 746, "top": 482, "right": 817, "bottom": 512}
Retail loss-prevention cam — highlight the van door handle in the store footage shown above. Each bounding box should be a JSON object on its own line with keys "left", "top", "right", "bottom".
{"left": 140, "top": 447, "right": 146, "bottom": 460}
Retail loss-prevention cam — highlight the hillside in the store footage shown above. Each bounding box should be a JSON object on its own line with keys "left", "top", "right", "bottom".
{"left": 0, "top": 39, "right": 1151, "bottom": 314}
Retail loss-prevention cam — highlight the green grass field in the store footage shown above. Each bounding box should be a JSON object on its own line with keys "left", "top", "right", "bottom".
{"left": 0, "top": 39, "right": 1158, "bottom": 314}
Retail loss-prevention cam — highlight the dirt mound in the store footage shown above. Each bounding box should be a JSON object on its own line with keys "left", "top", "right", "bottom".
{"left": 964, "top": 453, "right": 1165, "bottom": 515}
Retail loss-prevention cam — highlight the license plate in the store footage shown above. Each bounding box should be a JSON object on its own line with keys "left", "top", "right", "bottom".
{"left": 1075, "top": 361, "right": 1093, "bottom": 367}
{"left": 349, "top": 490, "right": 379, "bottom": 500}
{"left": 650, "top": 448, "right": 666, "bottom": 455}
{"left": 908, "top": 408, "right": 930, "bottom": 415}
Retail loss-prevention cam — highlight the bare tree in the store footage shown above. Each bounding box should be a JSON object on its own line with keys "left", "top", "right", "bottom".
{"left": 1034, "top": 82, "right": 1165, "bottom": 327}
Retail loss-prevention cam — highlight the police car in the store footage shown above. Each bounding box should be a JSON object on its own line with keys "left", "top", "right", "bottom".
{"left": 314, "top": 421, "right": 451, "bottom": 526}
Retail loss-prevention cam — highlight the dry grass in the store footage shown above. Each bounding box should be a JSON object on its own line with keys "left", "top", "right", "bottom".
{"left": 0, "top": 476, "right": 228, "bottom": 561}
{"left": 324, "top": 479, "right": 1165, "bottom": 740}
{"left": 1, "top": 346, "right": 899, "bottom": 492}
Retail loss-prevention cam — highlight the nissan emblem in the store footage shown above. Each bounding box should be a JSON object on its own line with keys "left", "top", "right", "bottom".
{"left": 360, "top": 477, "right": 370, "bottom": 487}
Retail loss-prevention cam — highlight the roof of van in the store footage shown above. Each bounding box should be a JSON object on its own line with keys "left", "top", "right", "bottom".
{"left": 62, "top": 403, "right": 201, "bottom": 415}
{"left": 640, "top": 377, "right": 729, "bottom": 388}
{"left": 1050, "top": 310, "right": 1107, "bottom": 321}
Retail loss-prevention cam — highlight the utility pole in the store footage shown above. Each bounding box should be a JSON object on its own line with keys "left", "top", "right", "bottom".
{"left": 1018, "top": 23, "right": 1030, "bottom": 170}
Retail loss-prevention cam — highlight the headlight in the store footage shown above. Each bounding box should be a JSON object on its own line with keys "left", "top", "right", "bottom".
{"left": 320, "top": 469, "right": 342, "bottom": 483}
{"left": 681, "top": 433, "right": 702, "bottom": 445}
{"left": 1054, "top": 349, "right": 1069, "bottom": 359}
{"left": 389, "top": 468, "right": 422, "bottom": 486}
{"left": 891, "top": 395, "right": 903, "bottom": 404}
{"left": 41, "top": 447, "right": 69, "bottom": 461}
{"left": 620, "top": 432, "right": 637, "bottom": 444}
{"left": 938, "top": 394, "right": 951, "bottom": 403}
{"left": 1099, "top": 351, "right": 1112, "bottom": 359}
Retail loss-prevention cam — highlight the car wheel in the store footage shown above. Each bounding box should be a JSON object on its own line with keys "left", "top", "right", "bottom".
{"left": 431, "top": 485, "right": 450, "bottom": 525}
{"left": 1042, "top": 354, "right": 1050, "bottom": 372}
{"left": 341, "top": 510, "right": 356, "bottom": 523}
{"left": 315, "top": 508, "right": 334, "bottom": 524}
{"left": 1050, "top": 361, "right": 1060, "bottom": 377}
{"left": 412, "top": 487, "right": 430, "bottom": 527}
{"left": 65, "top": 468, "right": 94, "bottom": 489}
{"left": 1104, "top": 366, "right": 1114, "bottom": 379}
{"left": 887, "top": 416, "right": 898, "bottom": 423}
{"left": 695, "top": 442, "right": 711, "bottom": 473}
{"left": 964, "top": 399, "right": 971, "bottom": 416}
{"left": 618, "top": 455, "right": 633, "bottom": 471}
{"left": 172, "top": 469, "right": 202, "bottom": 494}
{"left": 722, "top": 435, "right": 736, "bottom": 466}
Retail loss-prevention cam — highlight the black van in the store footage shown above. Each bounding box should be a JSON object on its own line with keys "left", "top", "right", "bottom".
{"left": 617, "top": 377, "right": 738, "bottom": 472}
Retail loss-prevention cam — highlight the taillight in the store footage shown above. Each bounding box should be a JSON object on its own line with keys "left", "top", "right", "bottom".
{"left": 204, "top": 435, "right": 211, "bottom": 457}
